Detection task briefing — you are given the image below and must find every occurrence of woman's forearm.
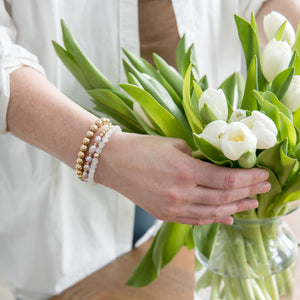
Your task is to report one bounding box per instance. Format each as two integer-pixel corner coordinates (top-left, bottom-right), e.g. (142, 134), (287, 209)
(7, 66), (97, 169)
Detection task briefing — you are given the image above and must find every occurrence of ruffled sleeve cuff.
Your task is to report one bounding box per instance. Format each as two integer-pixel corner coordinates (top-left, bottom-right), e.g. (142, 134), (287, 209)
(0, 44), (45, 134)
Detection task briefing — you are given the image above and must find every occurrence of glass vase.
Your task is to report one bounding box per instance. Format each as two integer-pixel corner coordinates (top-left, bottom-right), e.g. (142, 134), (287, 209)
(194, 213), (298, 300)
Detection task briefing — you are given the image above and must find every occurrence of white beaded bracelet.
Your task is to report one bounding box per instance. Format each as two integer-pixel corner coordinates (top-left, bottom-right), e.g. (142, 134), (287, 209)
(85, 125), (121, 184)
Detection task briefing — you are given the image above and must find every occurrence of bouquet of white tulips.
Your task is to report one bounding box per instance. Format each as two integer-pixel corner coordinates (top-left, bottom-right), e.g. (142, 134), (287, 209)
(53, 10), (300, 300)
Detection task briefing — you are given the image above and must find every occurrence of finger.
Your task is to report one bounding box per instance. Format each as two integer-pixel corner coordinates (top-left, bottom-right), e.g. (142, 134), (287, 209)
(193, 160), (269, 190)
(174, 216), (233, 226)
(178, 198), (259, 220)
(190, 181), (271, 205)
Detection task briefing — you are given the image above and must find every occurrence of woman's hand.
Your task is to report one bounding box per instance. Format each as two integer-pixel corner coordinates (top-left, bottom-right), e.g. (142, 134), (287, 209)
(96, 131), (270, 225)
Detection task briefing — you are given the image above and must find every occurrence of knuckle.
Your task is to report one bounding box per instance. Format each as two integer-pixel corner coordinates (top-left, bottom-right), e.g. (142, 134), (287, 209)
(221, 190), (234, 204)
(225, 172), (239, 189)
(209, 206), (223, 218)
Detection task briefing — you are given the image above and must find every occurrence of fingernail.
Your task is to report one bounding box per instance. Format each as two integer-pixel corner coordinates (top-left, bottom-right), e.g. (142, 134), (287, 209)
(260, 170), (269, 181)
(247, 199), (259, 209)
(260, 181), (271, 193)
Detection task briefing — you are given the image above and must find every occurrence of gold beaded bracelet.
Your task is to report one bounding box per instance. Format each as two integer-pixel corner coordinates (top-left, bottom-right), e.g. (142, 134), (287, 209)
(76, 118), (111, 180)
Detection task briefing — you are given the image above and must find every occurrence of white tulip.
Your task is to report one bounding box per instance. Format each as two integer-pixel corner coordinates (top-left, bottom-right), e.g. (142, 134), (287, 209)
(261, 38), (292, 82)
(220, 122), (257, 161)
(133, 102), (156, 130)
(198, 88), (228, 121)
(197, 120), (228, 149)
(263, 11), (295, 47)
(282, 75), (300, 112)
(229, 109), (247, 123)
(241, 111), (277, 149)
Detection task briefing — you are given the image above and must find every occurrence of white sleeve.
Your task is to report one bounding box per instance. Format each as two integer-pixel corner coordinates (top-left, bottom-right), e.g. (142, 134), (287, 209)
(0, 0), (45, 134)
(239, 0), (269, 20)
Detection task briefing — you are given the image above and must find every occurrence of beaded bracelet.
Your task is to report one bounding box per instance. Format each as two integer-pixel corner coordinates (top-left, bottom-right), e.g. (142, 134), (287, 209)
(76, 118), (111, 181)
(86, 125), (121, 184)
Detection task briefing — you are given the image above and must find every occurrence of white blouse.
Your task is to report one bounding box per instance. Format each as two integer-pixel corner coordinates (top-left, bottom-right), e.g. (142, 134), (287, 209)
(0, 0), (266, 299)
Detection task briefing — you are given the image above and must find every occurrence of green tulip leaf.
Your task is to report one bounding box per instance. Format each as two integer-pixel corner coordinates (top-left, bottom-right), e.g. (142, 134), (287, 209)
(123, 60), (190, 130)
(290, 50), (300, 76)
(256, 167), (282, 218)
(293, 20), (300, 52)
(90, 99), (144, 133)
(182, 44), (200, 79)
(199, 103), (219, 125)
(257, 139), (297, 187)
(234, 14), (267, 90)
(182, 65), (204, 133)
(274, 21), (287, 41)
(193, 135), (234, 167)
(52, 41), (92, 90)
(153, 53), (183, 97)
(199, 75), (209, 91)
(271, 67), (295, 100)
(258, 91), (292, 121)
(120, 84), (196, 148)
(254, 91), (280, 130)
(241, 56), (258, 111)
(126, 234), (160, 287)
(122, 48), (160, 81)
(152, 223), (191, 269)
(279, 112), (297, 150)
(193, 223), (220, 259)
(176, 34), (188, 76)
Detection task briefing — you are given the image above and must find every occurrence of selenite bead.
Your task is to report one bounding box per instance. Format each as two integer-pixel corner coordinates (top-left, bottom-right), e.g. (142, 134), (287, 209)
(86, 131), (94, 138)
(82, 137), (90, 145)
(90, 124), (98, 132)
(80, 144), (88, 152)
(86, 156), (92, 163)
(78, 151), (85, 159)
(95, 136), (101, 143)
(96, 147), (102, 154)
(82, 171), (88, 179)
(89, 145), (96, 154)
(92, 158), (99, 164)
(84, 164), (90, 171)
(98, 141), (105, 148)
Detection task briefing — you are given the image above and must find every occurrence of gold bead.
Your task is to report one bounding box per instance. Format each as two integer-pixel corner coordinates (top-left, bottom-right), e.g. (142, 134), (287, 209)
(77, 158), (84, 165)
(93, 153), (100, 159)
(78, 151), (85, 159)
(90, 124), (98, 132)
(82, 137), (90, 145)
(76, 164), (83, 171)
(86, 131), (94, 138)
(76, 170), (83, 176)
(94, 119), (102, 126)
(80, 144), (88, 152)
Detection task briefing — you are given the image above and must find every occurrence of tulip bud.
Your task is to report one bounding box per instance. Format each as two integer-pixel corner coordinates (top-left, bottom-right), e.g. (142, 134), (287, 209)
(133, 102), (156, 130)
(238, 150), (257, 169)
(197, 120), (228, 149)
(220, 122), (257, 161)
(241, 111), (277, 149)
(261, 39), (292, 82)
(282, 75), (300, 112)
(229, 109), (247, 123)
(198, 88), (228, 121)
(263, 11), (295, 47)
